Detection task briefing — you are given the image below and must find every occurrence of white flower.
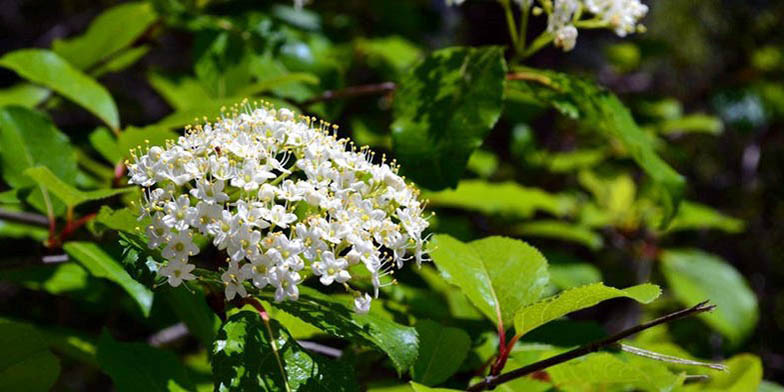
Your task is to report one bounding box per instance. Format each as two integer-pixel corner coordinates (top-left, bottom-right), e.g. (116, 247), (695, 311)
(190, 179), (229, 204)
(159, 260), (195, 287)
(272, 267), (300, 302)
(311, 251), (351, 286)
(585, 0), (648, 36)
(163, 195), (193, 231)
(554, 25), (578, 51)
(162, 230), (199, 262)
(146, 212), (171, 248)
(222, 262), (248, 301)
(231, 161), (275, 191)
(354, 293), (372, 314)
(268, 205), (297, 228)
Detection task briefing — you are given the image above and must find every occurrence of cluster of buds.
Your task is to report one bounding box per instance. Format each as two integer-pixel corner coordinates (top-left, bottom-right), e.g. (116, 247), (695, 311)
(127, 101), (431, 314)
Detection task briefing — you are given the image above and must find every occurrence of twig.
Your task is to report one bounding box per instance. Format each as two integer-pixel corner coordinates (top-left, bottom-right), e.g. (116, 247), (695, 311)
(618, 343), (727, 371)
(0, 208), (49, 227)
(302, 82), (396, 105)
(466, 301), (716, 392)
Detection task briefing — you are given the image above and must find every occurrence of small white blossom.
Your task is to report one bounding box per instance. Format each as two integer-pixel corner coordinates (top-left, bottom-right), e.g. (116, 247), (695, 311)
(159, 260), (195, 287)
(311, 251), (351, 286)
(162, 230), (199, 262)
(354, 293), (372, 314)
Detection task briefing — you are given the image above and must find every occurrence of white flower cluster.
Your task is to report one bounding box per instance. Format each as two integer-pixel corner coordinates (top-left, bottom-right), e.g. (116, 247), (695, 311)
(127, 102), (430, 314)
(447, 0), (648, 52)
(548, 0), (648, 51)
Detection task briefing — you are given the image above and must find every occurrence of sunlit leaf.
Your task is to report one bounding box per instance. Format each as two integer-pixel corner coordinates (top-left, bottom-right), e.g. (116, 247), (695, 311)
(547, 352), (685, 391)
(511, 220), (603, 249)
(0, 49), (119, 129)
(212, 311), (359, 391)
(425, 180), (576, 218)
(392, 46), (506, 189)
(0, 106), (77, 215)
(63, 242), (154, 317)
(411, 320), (471, 386)
(25, 166), (132, 209)
(660, 249), (758, 344)
(0, 84), (49, 108)
(261, 286), (419, 374)
(507, 68), (685, 226)
(513, 282), (660, 338)
(52, 2), (157, 70)
(429, 235), (549, 328)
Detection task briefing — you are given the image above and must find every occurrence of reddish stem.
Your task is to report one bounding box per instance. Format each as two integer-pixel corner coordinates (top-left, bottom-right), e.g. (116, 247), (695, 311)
(58, 212), (97, 243)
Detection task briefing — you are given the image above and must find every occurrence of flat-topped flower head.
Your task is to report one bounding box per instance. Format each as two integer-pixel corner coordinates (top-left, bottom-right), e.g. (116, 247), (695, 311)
(127, 100), (431, 313)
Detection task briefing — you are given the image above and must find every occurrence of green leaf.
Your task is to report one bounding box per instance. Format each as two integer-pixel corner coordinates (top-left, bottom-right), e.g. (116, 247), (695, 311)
(513, 282), (660, 338)
(92, 46), (151, 78)
(94, 206), (142, 235)
(0, 263), (89, 294)
(546, 352), (685, 392)
(659, 249), (758, 344)
(262, 286), (419, 374)
(0, 49), (119, 129)
(664, 201), (745, 234)
(429, 235), (549, 328)
(0, 320), (60, 392)
(0, 106), (77, 215)
(355, 36), (423, 73)
(212, 311), (359, 392)
(0, 84), (49, 108)
(507, 69), (685, 226)
(657, 114), (723, 135)
(392, 46), (506, 189)
(511, 220), (603, 249)
(25, 166), (133, 209)
(466, 149), (499, 178)
(527, 148), (607, 173)
(63, 242), (154, 317)
(411, 320), (471, 386)
(425, 180), (576, 218)
(89, 127), (122, 163)
(162, 286), (220, 347)
(409, 382), (461, 392)
(147, 73), (213, 111)
(682, 354), (762, 392)
(97, 330), (194, 392)
(52, 2), (157, 70)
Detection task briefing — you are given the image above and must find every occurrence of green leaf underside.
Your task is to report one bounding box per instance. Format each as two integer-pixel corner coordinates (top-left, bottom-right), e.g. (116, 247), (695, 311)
(411, 320), (471, 386)
(507, 69), (685, 226)
(97, 330), (194, 392)
(666, 201), (745, 233)
(425, 180), (576, 218)
(392, 46), (506, 190)
(262, 286), (419, 374)
(52, 2), (157, 71)
(0, 320), (60, 392)
(513, 282), (661, 338)
(0, 49), (119, 129)
(0, 106), (77, 215)
(546, 352), (685, 392)
(211, 311), (359, 392)
(429, 235), (549, 328)
(660, 249), (758, 343)
(63, 242), (153, 317)
(409, 382), (461, 392)
(25, 166), (132, 208)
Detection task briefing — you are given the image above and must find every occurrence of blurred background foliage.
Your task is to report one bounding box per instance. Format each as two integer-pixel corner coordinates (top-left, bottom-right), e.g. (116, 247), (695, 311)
(0, 0), (783, 390)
